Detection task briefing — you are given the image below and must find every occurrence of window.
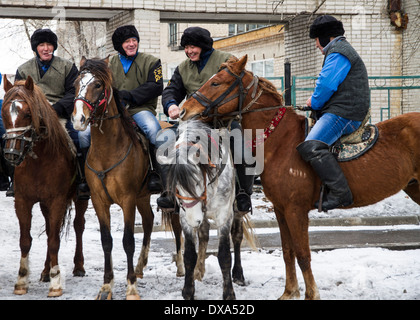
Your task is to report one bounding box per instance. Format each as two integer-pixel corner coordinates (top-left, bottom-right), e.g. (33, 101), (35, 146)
(250, 59), (274, 77)
(169, 23), (178, 47)
(228, 24), (268, 36)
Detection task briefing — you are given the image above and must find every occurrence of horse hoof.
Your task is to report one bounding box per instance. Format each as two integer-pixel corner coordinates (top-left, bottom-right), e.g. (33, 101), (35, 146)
(73, 269), (86, 277)
(14, 287), (28, 295)
(126, 294), (141, 300)
(48, 289), (63, 297)
(96, 291), (112, 300)
(136, 273), (144, 279)
(40, 273), (50, 282)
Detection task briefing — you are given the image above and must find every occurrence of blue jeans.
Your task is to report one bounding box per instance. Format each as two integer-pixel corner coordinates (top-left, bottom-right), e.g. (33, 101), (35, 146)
(78, 110), (161, 148)
(305, 113), (362, 146)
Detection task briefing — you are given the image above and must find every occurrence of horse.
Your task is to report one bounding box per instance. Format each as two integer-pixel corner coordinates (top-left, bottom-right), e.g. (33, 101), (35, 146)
(71, 57), (183, 300)
(159, 119), (254, 300)
(1, 75), (88, 297)
(179, 55), (420, 300)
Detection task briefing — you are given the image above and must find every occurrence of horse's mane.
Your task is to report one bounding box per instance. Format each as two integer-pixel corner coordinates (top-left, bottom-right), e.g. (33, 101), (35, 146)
(3, 81), (71, 158)
(220, 56), (284, 105)
(167, 120), (218, 198)
(80, 58), (139, 144)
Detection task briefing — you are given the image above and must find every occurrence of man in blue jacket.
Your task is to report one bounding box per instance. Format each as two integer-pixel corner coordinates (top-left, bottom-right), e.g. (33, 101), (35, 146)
(297, 15), (370, 211)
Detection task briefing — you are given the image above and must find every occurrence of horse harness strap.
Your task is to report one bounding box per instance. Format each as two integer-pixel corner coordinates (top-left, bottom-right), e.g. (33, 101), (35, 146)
(86, 142), (133, 203)
(176, 172), (208, 212)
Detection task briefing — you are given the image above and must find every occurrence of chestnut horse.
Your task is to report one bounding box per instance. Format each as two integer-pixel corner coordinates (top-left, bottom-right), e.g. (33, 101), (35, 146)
(71, 57), (183, 300)
(180, 55), (420, 299)
(2, 76), (88, 297)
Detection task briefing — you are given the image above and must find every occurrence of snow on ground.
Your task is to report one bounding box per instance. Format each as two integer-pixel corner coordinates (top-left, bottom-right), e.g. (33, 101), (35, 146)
(0, 189), (419, 300)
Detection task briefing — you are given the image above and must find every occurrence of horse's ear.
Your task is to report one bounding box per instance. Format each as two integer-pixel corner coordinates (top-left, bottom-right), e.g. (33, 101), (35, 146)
(231, 55), (248, 74)
(24, 76), (34, 92)
(80, 56), (87, 68)
(103, 55), (110, 65)
(3, 75), (13, 93)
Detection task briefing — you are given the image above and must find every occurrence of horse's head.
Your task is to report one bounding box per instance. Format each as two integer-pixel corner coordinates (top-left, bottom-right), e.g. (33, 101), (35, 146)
(72, 56), (112, 131)
(1, 76), (38, 166)
(180, 55), (251, 122)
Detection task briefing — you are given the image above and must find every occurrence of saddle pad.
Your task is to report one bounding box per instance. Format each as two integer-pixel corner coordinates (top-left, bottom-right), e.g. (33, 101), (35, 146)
(332, 124), (379, 162)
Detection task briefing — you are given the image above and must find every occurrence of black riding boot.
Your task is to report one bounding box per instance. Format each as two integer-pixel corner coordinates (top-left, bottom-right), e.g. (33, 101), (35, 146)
(147, 144), (163, 194)
(156, 162), (176, 211)
(76, 147), (90, 201)
(0, 154), (10, 191)
(235, 163), (254, 213)
(297, 140), (353, 211)
(5, 166), (14, 197)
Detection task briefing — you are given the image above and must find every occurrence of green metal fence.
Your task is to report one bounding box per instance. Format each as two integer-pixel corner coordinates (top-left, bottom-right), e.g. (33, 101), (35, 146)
(291, 75), (420, 121)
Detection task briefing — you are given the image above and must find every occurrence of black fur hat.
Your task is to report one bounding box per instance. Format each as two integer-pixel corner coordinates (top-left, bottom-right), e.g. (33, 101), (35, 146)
(309, 15), (345, 39)
(112, 25), (140, 56)
(30, 29), (58, 52)
(180, 27), (213, 53)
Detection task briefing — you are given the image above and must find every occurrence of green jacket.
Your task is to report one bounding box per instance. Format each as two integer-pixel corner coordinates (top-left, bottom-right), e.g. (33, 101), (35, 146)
(16, 56), (78, 119)
(109, 53), (163, 116)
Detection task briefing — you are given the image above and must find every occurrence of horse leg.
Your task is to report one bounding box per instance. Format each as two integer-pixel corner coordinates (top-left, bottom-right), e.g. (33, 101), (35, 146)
(94, 202), (114, 300)
(135, 198), (154, 279)
(194, 219), (209, 281)
(280, 206), (320, 300)
(182, 226), (197, 300)
(275, 208), (300, 300)
(171, 212), (185, 277)
(14, 199), (34, 295)
(218, 225), (236, 300)
(122, 203), (140, 300)
(43, 200), (67, 297)
(73, 199), (88, 277)
(404, 180), (420, 205)
(231, 210), (245, 286)
(40, 203), (51, 282)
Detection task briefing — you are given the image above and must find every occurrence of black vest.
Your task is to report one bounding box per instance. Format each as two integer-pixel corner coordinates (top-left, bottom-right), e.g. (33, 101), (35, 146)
(322, 40), (369, 121)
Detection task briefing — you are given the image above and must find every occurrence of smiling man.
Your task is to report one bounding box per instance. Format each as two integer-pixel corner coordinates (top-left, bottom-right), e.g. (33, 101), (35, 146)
(13, 29), (89, 200)
(158, 27), (256, 215)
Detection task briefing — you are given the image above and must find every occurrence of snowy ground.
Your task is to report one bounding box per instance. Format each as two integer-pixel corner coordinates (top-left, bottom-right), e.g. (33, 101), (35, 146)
(0, 189), (419, 301)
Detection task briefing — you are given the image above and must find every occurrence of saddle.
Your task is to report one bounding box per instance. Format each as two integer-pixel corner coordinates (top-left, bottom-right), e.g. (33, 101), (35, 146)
(305, 111), (379, 162)
(332, 123), (378, 162)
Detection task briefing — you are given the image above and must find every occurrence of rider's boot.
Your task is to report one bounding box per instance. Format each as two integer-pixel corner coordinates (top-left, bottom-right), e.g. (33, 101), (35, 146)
(147, 144), (163, 194)
(156, 162), (176, 212)
(235, 162), (254, 214)
(297, 140), (353, 211)
(76, 147), (90, 201)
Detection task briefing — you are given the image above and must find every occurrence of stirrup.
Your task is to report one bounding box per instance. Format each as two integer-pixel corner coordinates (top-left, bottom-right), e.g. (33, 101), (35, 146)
(235, 190), (252, 214)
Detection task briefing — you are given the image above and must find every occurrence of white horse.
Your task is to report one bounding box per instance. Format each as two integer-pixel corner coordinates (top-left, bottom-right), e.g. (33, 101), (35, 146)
(160, 120), (244, 300)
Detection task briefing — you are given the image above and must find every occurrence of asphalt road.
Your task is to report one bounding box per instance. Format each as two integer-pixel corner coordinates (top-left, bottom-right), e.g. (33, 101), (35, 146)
(149, 225), (420, 253)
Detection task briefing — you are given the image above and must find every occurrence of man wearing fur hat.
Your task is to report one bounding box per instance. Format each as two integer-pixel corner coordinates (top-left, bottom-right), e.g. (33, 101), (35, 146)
(297, 15), (370, 211)
(110, 25), (164, 193)
(13, 29), (89, 200)
(158, 26), (255, 214)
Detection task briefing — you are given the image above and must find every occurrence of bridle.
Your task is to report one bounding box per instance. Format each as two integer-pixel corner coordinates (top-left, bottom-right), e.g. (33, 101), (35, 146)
(2, 100), (45, 166)
(189, 67), (284, 125)
(191, 67), (262, 124)
(176, 172), (208, 213)
(73, 70), (116, 127)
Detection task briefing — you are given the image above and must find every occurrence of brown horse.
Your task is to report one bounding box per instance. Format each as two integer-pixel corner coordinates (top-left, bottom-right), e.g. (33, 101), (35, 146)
(71, 57), (183, 300)
(1, 76), (88, 297)
(180, 55), (420, 300)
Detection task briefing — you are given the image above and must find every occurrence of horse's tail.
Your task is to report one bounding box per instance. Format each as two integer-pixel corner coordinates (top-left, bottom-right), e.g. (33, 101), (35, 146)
(241, 213), (259, 251)
(161, 211), (174, 232)
(61, 201), (74, 239)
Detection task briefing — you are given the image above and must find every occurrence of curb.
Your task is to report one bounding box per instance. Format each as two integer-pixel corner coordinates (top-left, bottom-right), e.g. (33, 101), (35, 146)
(134, 215), (420, 233)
